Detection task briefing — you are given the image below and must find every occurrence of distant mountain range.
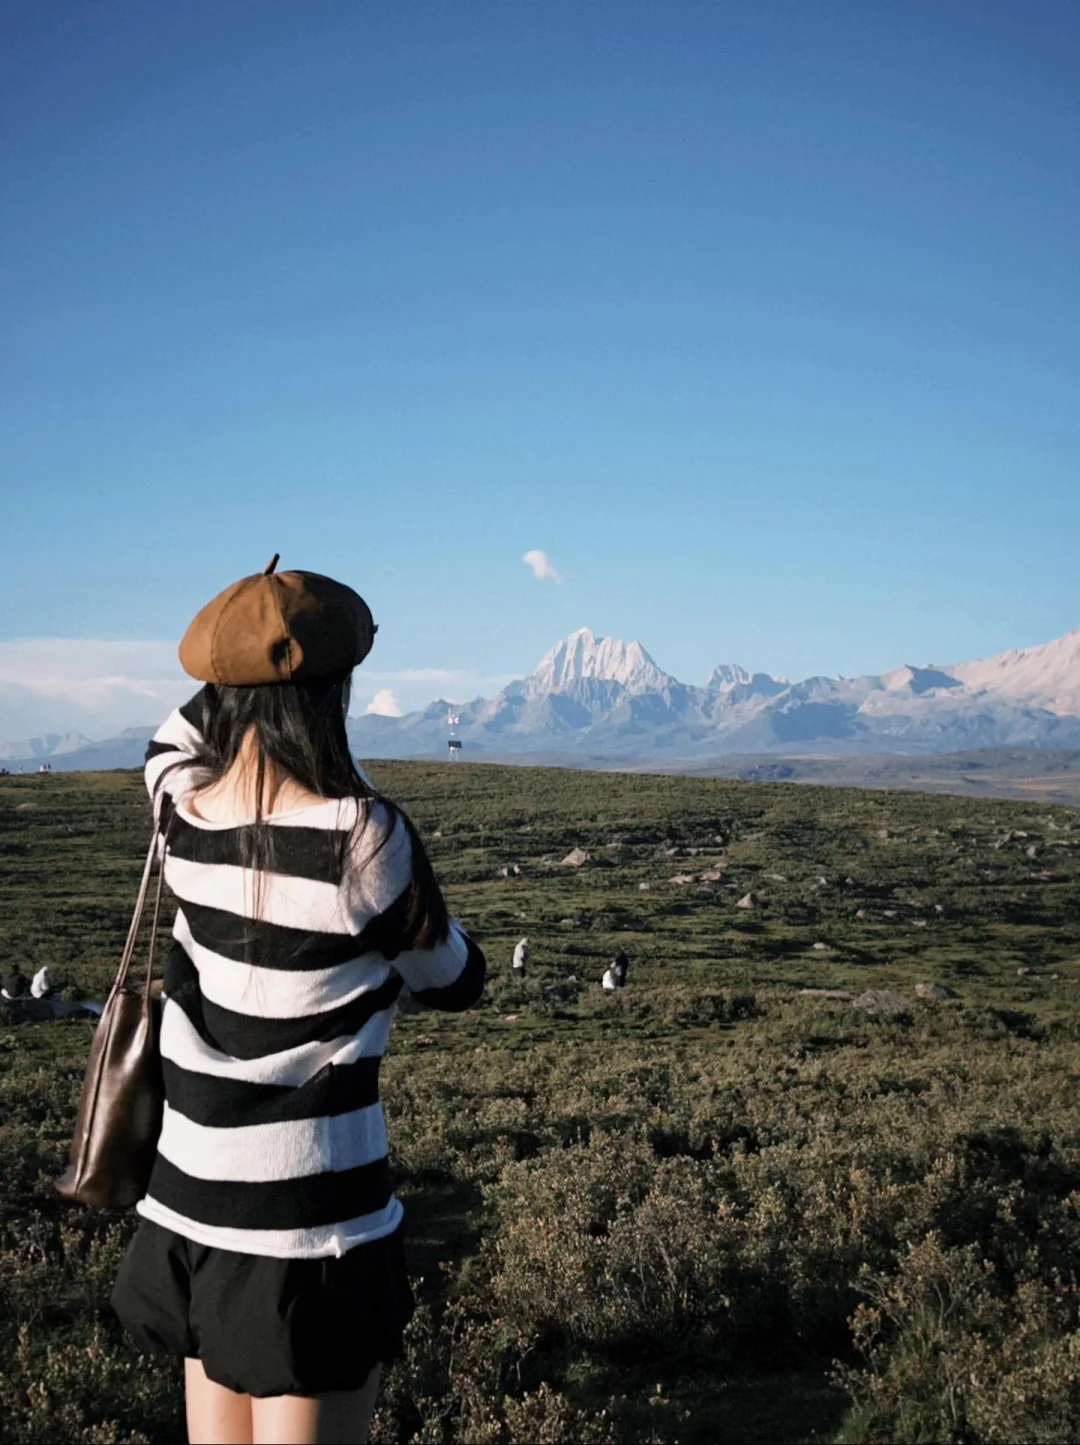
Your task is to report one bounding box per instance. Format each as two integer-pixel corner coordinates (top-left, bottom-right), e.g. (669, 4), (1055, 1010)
(4, 623), (1080, 773)
(348, 624), (1080, 759)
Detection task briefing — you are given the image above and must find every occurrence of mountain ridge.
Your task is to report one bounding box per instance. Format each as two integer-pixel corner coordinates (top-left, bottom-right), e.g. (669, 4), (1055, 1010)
(4, 623), (1080, 769)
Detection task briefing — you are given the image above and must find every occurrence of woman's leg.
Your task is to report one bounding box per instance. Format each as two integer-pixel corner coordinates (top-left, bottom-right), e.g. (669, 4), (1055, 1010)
(185, 1357), (254, 1444)
(250, 1365), (381, 1445)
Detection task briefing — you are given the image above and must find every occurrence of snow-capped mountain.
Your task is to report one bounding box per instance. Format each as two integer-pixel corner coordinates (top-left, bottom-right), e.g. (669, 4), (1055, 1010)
(6, 624), (1080, 770)
(0, 730), (93, 761)
(342, 621), (1080, 757)
(342, 623), (1080, 759)
(946, 626), (1080, 716)
(528, 628), (675, 695)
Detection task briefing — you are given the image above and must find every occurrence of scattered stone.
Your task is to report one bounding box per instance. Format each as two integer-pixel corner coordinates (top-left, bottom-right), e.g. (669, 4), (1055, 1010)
(855, 909), (868, 920)
(638, 882), (651, 892)
(15, 803), (36, 812)
(1016, 967), (1031, 976)
(561, 847), (590, 867)
(736, 892), (762, 909)
(934, 904), (945, 913)
(432, 830), (442, 839)
(1050, 973), (1061, 980)
(559, 917), (575, 924)
(845, 877), (856, 886)
(811, 942), (829, 951)
(915, 982), (958, 1000)
(799, 988), (853, 1000)
(877, 828), (892, 840)
(883, 909), (897, 918)
(764, 872), (786, 882)
(664, 846), (678, 856)
(912, 919), (928, 929)
(699, 869), (724, 882)
(852, 989), (910, 1018)
(816, 876), (829, 886)
(1026, 845), (1040, 859)
(671, 873), (697, 885)
(1014, 830), (1029, 838)
(497, 867), (510, 878)
(502, 1014), (520, 1022)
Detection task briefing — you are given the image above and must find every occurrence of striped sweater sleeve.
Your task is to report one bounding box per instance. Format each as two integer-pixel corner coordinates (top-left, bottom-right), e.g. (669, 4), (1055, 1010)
(348, 806), (486, 1012)
(145, 690), (206, 822)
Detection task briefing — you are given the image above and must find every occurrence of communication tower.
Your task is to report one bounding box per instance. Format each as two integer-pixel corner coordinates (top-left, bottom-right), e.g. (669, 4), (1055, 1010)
(447, 711), (462, 759)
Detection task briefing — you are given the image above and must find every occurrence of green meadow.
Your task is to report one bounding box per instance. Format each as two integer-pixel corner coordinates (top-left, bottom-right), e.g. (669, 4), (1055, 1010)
(2, 762), (1079, 1443)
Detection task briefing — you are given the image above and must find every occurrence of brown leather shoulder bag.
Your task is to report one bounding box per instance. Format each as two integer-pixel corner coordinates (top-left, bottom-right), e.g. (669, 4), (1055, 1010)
(55, 821), (171, 1209)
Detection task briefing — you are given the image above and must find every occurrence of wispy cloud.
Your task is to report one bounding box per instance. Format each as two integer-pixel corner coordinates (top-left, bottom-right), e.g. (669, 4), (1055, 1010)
(364, 688), (403, 717)
(0, 639), (190, 739)
(523, 549), (564, 583)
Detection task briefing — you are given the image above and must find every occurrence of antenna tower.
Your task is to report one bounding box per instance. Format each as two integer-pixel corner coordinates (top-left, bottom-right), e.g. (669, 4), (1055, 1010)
(447, 710), (462, 760)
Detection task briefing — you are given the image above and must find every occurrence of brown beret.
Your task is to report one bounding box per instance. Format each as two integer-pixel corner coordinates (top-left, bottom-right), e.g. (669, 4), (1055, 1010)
(179, 555), (377, 685)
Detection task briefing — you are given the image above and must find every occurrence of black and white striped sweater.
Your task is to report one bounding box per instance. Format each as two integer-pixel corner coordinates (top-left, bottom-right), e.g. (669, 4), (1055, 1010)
(137, 694), (485, 1259)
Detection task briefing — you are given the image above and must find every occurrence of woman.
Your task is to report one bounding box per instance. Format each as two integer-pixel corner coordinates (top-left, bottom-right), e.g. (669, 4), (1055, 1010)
(110, 558), (486, 1445)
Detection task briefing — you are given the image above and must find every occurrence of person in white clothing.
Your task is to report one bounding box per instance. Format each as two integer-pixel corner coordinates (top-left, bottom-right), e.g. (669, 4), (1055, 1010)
(30, 965), (55, 999)
(511, 937), (529, 974)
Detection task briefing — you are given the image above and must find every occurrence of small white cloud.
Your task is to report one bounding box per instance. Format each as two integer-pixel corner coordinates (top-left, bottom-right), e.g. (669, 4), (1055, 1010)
(523, 549), (564, 583)
(365, 688), (403, 717)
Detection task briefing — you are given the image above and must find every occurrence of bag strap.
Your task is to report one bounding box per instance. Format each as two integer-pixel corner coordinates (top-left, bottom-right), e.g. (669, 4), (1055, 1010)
(112, 813), (174, 1000)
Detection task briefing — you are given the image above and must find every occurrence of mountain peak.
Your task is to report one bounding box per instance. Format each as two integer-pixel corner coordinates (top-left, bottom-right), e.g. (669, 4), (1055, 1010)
(529, 628), (673, 694)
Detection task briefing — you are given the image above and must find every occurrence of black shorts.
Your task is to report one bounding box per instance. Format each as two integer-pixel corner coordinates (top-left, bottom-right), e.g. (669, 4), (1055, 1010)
(111, 1218), (415, 1397)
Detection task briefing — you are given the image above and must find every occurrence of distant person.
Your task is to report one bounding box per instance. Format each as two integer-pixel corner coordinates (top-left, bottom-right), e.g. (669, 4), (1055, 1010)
(109, 556), (486, 1445)
(2, 964), (28, 1000)
(611, 951), (629, 987)
(512, 937), (529, 974)
(30, 965), (56, 999)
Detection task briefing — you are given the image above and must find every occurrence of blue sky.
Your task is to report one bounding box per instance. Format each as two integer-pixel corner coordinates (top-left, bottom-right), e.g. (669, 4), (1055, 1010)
(2, 1), (1079, 736)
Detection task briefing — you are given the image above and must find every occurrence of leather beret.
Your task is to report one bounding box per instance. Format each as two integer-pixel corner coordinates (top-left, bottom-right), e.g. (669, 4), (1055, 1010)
(178, 555), (377, 685)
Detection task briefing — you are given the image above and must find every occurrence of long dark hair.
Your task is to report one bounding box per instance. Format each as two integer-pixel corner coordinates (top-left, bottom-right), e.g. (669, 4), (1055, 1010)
(182, 676), (448, 951)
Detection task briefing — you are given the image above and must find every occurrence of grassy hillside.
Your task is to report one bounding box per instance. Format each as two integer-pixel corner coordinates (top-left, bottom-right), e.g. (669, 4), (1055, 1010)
(1, 763), (1079, 1443)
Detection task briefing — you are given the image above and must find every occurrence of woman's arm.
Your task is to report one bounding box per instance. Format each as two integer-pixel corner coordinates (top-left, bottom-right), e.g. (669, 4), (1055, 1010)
(145, 688), (206, 820)
(348, 805), (487, 1012)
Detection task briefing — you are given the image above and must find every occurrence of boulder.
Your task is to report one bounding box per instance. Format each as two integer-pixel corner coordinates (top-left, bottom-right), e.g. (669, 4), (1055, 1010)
(561, 848), (590, 868)
(699, 869), (724, 883)
(638, 881), (651, 892)
(811, 941), (829, 951)
(671, 873), (696, 885)
(915, 982), (958, 1000)
(799, 988), (853, 1000)
(852, 989), (910, 1018)
(736, 892), (761, 909)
